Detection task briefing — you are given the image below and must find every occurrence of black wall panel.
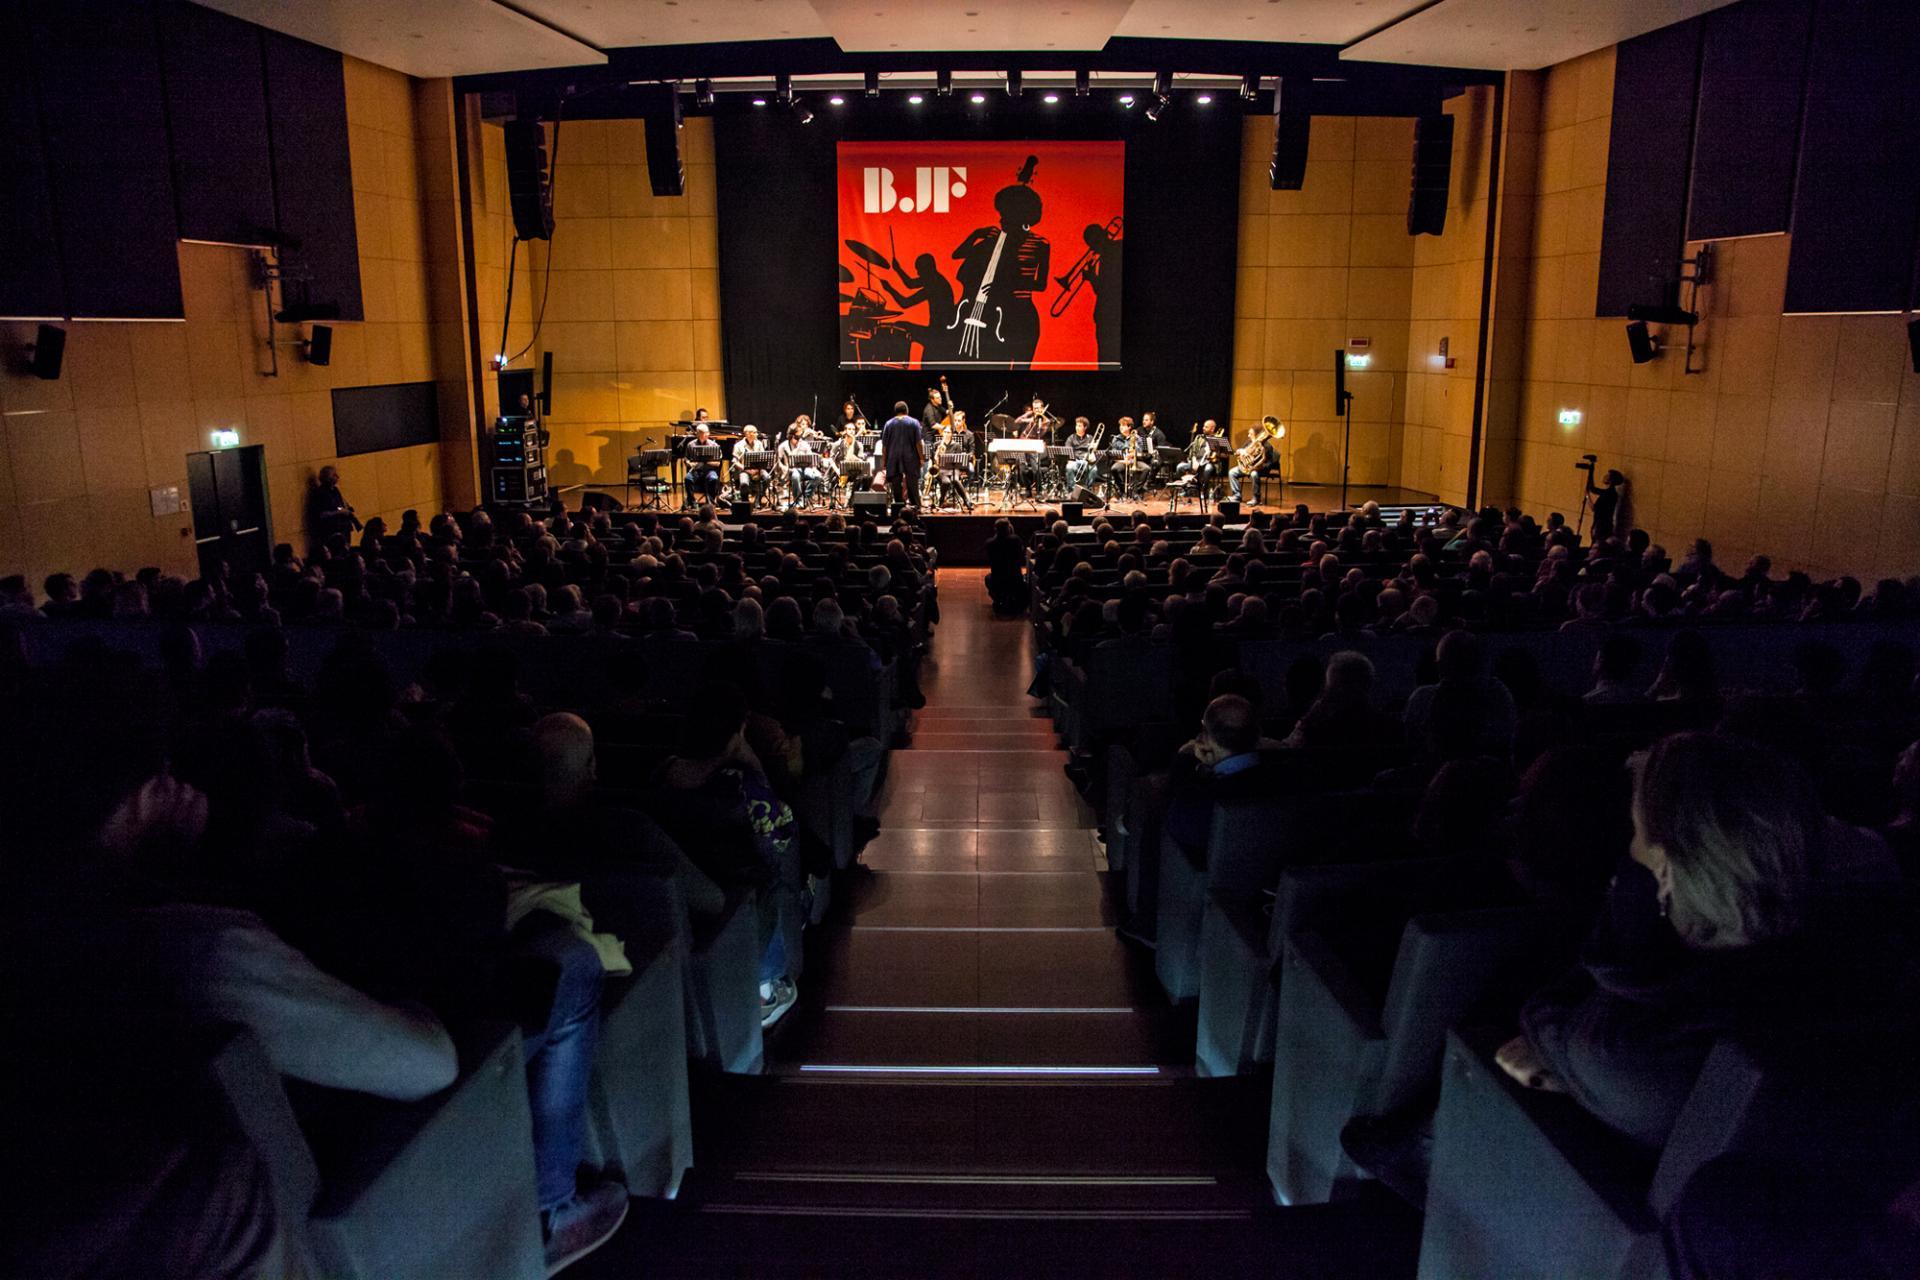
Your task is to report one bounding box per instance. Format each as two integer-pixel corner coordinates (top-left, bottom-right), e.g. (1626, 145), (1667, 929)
(1784, 0), (1920, 313)
(158, 0), (276, 246)
(30, 0), (183, 318)
(1596, 18), (1703, 317)
(0, 0), (65, 318)
(1687, 0), (1810, 241)
(263, 31), (364, 321)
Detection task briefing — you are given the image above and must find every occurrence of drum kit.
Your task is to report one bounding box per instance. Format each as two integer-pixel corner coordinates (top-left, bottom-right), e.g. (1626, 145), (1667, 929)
(842, 240), (913, 367)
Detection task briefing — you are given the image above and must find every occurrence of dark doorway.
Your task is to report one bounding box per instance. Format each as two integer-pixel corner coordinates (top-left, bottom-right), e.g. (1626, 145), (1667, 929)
(185, 444), (272, 580)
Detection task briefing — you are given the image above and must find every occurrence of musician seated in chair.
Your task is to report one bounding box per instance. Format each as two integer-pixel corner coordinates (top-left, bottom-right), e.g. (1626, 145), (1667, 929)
(1177, 420), (1225, 490)
(1111, 418), (1151, 497)
(778, 424), (823, 509)
(1141, 411), (1172, 484)
(1064, 417), (1099, 490)
(1229, 416), (1286, 504)
(731, 425), (770, 505)
(936, 410), (976, 511)
(685, 422), (724, 504)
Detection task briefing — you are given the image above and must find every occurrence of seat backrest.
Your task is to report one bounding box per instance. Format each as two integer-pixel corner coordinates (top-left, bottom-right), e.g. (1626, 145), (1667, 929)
(1371, 905), (1576, 1117)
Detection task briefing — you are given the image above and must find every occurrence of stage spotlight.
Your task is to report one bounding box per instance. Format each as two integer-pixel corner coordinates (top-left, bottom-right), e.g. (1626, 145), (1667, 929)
(794, 100), (814, 124)
(1075, 69), (1090, 97)
(1240, 74), (1260, 101)
(1119, 93), (1135, 106)
(1152, 70), (1172, 99)
(1196, 93), (1213, 104)
(1043, 92), (1059, 104)
(970, 92), (987, 104)
(751, 97), (767, 107)
(1006, 69), (1022, 98)
(695, 79), (714, 108)
(1144, 94), (1168, 121)
(864, 70), (880, 99)
(936, 68), (953, 96)
(775, 73), (794, 107)
(907, 93), (924, 105)
(828, 95), (845, 106)
(1626, 301), (1700, 327)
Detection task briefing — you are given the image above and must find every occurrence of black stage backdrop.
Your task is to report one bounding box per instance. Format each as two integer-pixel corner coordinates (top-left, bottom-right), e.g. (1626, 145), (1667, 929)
(716, 98), (1240, 440)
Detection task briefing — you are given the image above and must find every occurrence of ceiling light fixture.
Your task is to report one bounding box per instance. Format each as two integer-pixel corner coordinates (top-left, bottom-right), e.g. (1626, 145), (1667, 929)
(1074, 69), (1090, 97)
(775, 73), (794, 108)
(793, 100), (814, 124)
(864, 70), (880, 99)
(970, 91), (987, 104)
(936, 68), (953, 97)
(1152, 70), (1172, 99)
(695, 78), (714, 108)
(751, 97), (767, 107)
(907, 93), (924, 104)
(1240, 74), (1259, 101)
(1144, 96), (1166, 121)
(1006, 69), (1022, 98)
(1119, 93), (1135, 106)
(1196, 93), (1212, 104)
(828, 95), (845, 106)
(1043, 92), (1059, 104)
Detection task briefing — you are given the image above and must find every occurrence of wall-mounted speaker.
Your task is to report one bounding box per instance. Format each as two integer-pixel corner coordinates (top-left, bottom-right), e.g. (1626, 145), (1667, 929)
(504, 118), (555, 241)
(642, 83), (685, 197)
(30, 323), (65, 380)
(1269, 78), (1311, 191)
(306, 324), (333, 367)
(1626, 320), (1660, 364)
(1408, 113), (1455, 236)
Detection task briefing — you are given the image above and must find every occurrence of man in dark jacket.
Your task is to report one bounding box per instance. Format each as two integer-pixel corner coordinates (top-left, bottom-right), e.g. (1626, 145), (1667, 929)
(881, 400), (924, 512)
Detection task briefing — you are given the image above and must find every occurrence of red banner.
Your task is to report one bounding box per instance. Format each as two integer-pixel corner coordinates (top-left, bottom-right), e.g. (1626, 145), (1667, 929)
(836, 139), (1124, 372)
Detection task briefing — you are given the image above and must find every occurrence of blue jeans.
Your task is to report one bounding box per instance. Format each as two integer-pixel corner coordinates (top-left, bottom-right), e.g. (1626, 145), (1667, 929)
(515, 917), (605, 1210)
(1229, 465), (1260, 501)
(759, 919), (788, 986)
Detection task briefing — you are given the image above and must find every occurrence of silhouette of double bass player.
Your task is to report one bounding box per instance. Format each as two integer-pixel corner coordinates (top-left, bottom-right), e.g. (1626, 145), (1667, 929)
(948, 156), (1049, 370)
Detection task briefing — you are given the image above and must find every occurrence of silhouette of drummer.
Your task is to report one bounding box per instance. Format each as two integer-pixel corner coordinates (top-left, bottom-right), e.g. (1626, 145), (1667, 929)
(884, 252), (957, 366)
(949, 157), (1049, 370)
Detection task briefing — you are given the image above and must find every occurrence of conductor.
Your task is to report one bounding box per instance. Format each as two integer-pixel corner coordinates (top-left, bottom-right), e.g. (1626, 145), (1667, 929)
(881, 400), (925, 511)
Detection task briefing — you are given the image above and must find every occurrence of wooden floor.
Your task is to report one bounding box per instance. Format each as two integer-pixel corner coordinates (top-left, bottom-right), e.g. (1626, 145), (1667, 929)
(571, 570), (1421, 1277)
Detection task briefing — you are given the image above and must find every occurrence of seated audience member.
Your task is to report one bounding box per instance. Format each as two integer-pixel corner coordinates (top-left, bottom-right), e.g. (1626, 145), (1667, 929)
(1650, 629), (1721, 711)
(1163, 694), (1283, 859)
(1402, 630), (1518, 759)
(1585, 632), (1646, 704)
(1280, 650), (1399, 749)
(985, 519), (1029, 613)
(654, 683), (804, 1027)
(1496, 733), (1895, 1150)
(1661, 1153), (1920, 1280)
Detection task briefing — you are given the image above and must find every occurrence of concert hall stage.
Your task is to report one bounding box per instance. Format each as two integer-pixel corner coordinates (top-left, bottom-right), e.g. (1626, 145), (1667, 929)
(914, 485), (1439, 563)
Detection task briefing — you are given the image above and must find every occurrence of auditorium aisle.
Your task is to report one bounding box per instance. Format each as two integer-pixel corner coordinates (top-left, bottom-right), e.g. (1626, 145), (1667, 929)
(578, 570), (1420, 1278)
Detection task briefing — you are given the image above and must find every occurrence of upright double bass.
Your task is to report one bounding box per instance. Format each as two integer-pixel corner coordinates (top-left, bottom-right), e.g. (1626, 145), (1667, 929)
(948, 156), (1049, 368)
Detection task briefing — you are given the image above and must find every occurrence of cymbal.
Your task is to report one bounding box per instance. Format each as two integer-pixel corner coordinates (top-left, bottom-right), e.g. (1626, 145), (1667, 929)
(844, 239), (889, 268)
(838, 263), (856, 283)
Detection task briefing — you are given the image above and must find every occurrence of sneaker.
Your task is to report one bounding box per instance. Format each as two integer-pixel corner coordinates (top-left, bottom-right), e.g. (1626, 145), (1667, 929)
(759, 976), (799, 1029)
(542, 1178), (628, 1276)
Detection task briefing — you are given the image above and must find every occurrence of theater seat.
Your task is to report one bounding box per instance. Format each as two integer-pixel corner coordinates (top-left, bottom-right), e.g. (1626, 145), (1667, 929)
(208, 1021), (545, 1280)
(1267, 904), (1571, 1205)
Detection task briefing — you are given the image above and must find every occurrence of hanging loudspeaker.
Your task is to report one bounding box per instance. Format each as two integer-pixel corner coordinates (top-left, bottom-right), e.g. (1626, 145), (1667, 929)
(1407, 112), (1455, 236)
(1269, 78), (1311, 191)
(306, 324), (333, 367)
(642, 84), (685, 197)
(504, 117), (555, 241)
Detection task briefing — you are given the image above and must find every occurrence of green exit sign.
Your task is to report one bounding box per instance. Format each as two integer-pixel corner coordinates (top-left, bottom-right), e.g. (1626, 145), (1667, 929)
(1558, 409), (1582, 426)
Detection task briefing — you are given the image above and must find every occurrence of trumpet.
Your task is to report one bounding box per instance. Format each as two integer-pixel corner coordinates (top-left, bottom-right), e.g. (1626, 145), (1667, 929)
(1050, 216), (1122, 318)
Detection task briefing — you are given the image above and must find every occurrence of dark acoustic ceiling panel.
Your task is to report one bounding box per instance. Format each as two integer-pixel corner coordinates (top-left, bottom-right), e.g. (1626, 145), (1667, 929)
(0, 0), (65, 318)
(30, 0), (183, 319)
(1687, 0), (1811, 242)
(264, 31), (364, 322)
(158, 0), (277, 246)
(1595, 17), (1703, 317)
(1785, 0), (1920, 313)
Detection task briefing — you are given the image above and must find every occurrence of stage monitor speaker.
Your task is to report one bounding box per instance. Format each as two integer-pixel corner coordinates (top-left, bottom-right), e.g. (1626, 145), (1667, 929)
(1626, 320), (1659, 364)
(1069, 485), (1106, 510)
(851, 491), (890, 514)
(539, 350), (554, 414)
(31, 323), (65, 380)
(727, 500), (752, 521)
(307, 324), (333, 367)
(1909, 317), (1919, 373)
(578, 491), (624, 513)
(1218, 500), (1243, 518)
(642, 84), (685, 197)
(1061, 501), (1083, 522)
(504, 118), (555, 241)
(1408, 113), (1455, 236)
(1270, 79), (1311, 191)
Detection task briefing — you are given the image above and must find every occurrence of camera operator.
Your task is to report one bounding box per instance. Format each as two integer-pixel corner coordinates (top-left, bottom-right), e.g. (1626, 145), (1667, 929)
(1576, 455), (1626, 544)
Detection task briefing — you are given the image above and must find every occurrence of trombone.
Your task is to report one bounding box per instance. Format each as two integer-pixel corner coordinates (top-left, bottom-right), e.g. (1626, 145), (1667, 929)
(1050, 217), (1122, 318)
